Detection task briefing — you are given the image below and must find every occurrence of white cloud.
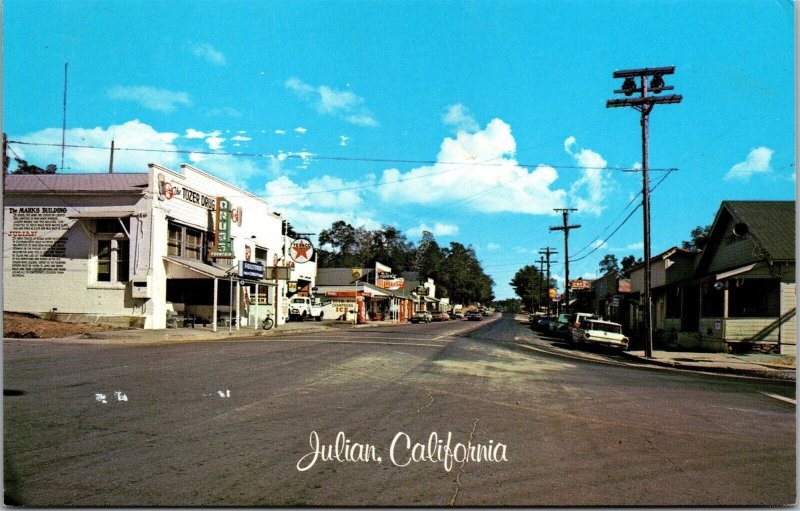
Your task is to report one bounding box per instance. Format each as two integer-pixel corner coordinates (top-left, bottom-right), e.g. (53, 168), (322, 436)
(625, 242), (644, 250)
(294, 127), (307, 134)
(285, 78), (378, 127)
(564, 136), (612, 216)
(11, 120), (181, 172)
(443, 104), (479, 133)
(407, 223), (460, 237)
(275, 130), (286, 135)
(183, 129), (225, 150)
(108, 85), (192, 113)
(340, 135), (350, 147)
(377, 119), (565, 214)
(265, 175), (365, 210)
(486, 243), (501, 251)
(724, 147), (774, 181)
(192, 43), (226, 65)
(231, 135), (252, 142)
(591, 240), (608, 249)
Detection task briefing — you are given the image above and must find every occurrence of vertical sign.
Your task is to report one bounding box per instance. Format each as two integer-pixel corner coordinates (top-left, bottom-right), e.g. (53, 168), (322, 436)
(210, 197), (234, 259)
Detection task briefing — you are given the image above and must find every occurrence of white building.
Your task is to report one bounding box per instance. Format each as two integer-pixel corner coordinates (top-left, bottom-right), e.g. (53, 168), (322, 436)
(3, 164), (315, 330)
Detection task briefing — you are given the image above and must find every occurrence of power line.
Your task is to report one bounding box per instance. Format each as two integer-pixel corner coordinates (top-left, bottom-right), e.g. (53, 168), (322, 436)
(7, 139), (679, 173)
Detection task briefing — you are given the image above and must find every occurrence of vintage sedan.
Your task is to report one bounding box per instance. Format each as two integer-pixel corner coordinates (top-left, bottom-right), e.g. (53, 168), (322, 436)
(410, 310), (433, 323)
(571, 319), (629, 350)
(431, 311), (450, 322)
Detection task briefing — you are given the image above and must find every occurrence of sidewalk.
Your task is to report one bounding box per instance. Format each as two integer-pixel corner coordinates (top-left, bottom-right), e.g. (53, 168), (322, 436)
(40, 319), (402, 346)
(621, 349), (796, 381)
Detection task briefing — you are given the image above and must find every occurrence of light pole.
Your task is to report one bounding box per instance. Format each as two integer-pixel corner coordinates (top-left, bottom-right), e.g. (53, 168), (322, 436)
(607, 66), (682, 358)
(550, 209), (580, 315)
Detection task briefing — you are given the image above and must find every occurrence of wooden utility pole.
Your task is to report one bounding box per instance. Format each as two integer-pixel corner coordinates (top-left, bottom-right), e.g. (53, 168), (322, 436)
(538, 256), (546, 312)
(550, 209), (580, 315)
(538, 247), (557, 316)
(607, 66), (682, 358)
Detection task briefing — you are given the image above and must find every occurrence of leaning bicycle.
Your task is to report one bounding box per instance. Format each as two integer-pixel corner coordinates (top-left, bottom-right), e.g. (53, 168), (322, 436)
(262, 309), (275, 330)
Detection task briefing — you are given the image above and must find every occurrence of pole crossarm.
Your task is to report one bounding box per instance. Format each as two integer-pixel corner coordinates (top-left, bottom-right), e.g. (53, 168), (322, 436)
(607, 95), (683, 108)
(612, 66), (675, 78)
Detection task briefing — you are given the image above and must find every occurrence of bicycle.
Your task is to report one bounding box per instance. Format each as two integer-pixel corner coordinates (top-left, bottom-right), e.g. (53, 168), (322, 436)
(262, 311), (275, 330)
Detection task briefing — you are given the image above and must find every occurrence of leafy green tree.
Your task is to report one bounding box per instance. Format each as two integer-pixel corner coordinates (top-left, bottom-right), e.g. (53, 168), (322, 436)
(12, 158), (56, 174)
(620, 254), (639, 276)
(681, 225), (711, 251)
(598, 254), (619, 276)
(510, 264), (549, 312)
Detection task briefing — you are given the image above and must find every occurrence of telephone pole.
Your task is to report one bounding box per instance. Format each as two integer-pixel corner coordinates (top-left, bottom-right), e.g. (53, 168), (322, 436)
(538, 255), (546, 312)
(538, 247), (557, 316)
(550, 209), (580, 315)
(607, 66), (682, 358)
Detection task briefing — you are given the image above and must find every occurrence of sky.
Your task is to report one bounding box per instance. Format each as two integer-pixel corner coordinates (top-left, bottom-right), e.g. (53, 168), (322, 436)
(3, 0), (796, 300)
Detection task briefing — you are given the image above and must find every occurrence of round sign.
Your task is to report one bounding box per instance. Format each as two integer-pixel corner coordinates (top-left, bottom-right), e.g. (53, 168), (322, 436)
(548, 288), (557, 298)
(289, 238), (314, 264)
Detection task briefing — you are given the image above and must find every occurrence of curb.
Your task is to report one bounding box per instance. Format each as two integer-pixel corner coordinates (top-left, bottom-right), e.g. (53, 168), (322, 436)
(618, 351), (796, 381)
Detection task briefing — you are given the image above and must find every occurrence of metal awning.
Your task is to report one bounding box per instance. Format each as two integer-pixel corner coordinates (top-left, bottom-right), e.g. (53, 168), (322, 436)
(716, 263), (757, 281)
(163, 256), (275, 286)
(66, 207), (137, 218)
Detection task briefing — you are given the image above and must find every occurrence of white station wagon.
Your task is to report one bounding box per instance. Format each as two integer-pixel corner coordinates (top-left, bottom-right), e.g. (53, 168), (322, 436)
(571, 319), (629, 350)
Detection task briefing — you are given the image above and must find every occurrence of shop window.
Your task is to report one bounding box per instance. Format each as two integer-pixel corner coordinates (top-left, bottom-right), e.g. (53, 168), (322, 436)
(728, 280), (779, 318)
(96, 239), (129, 282)
(96, 218), (129, 235)
(167, 222), (205, 260)
(255, 247), (268, 264)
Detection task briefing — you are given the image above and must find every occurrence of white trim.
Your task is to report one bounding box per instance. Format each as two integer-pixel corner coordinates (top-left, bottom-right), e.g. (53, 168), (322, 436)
(716, 263), (757, 280)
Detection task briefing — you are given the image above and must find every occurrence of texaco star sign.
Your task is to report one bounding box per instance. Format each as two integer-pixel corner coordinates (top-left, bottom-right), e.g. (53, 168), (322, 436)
(289, 238), (314, 264)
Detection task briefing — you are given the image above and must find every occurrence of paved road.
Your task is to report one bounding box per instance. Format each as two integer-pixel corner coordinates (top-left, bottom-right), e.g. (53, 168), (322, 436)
(4, 314), (795, 506)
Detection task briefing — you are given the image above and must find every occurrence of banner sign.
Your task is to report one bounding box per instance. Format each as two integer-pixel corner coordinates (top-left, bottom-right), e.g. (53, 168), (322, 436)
(569, 279), (591, 290)
(377, 272), (405, 290)
(209, 197), (234, 259)
(289, 238), (314, 264)
(238, 261), (265, 280)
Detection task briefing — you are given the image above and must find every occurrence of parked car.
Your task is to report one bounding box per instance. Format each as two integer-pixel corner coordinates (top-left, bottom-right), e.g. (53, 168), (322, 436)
(450, 311), (466, 320)
(548, 313), (570, 336)
(431, 311), (449, 322)
(410, 310), (433, 323)
(565, 312), (597, 339)
(535, 317), (553, 332)
(466, 310), (482, 321)
(571, 318), (629, 349)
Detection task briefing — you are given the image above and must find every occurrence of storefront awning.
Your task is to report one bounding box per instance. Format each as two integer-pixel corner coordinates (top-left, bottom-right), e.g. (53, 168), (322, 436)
(716, 263), (757, 281)
(164, 256), (276, 285)
(67, 207), (137, 218)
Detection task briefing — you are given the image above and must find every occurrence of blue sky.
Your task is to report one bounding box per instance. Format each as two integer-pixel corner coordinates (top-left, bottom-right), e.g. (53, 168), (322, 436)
(4, 0), (796, 299)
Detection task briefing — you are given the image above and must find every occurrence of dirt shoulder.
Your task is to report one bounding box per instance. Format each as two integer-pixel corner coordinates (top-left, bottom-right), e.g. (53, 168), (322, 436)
(3, 312), (120, 339)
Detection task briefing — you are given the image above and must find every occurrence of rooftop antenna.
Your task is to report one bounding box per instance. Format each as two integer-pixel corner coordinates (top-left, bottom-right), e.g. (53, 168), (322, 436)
(61, 62), (68, 170)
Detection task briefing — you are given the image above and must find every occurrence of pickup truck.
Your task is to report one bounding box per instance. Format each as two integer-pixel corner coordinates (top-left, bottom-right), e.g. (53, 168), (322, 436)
(288, 296), (324, 321)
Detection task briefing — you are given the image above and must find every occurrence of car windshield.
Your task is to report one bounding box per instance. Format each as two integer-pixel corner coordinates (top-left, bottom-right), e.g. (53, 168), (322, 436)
(587, 322), (622, 334)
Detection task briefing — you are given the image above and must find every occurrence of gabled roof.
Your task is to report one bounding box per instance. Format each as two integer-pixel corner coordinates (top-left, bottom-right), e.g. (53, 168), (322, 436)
(629, 246), (695, 274)
(718, 201), (795, 261)
(5, 173), (150, 193)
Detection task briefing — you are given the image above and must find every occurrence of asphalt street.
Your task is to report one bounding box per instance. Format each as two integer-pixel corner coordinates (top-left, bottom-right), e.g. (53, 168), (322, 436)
(4, 314), (795, 506)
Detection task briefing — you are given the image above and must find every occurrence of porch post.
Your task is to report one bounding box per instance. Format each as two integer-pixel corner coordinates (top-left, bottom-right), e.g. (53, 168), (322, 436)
(212, 278), (218, 332)
(254, 283), (259, 331)
(235, 280), (241, 331)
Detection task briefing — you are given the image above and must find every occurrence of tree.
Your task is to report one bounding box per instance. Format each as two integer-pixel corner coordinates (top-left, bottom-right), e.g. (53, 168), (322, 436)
(598, 254), (619, 276)
(12, 158), (57, 174)
(510, 264), (549, 312)
(681, 225), (711, 251)
(620, 255), (639, 276)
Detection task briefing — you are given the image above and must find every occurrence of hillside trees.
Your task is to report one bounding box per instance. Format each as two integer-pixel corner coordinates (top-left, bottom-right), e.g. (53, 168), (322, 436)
(316, 223), (494, 304)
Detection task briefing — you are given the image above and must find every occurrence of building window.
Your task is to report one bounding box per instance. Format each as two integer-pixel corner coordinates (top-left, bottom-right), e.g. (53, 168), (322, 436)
(94, 218), (129, 283)
(96, 239), (129, 282)
(167, 222), (205, 260)
(728, 280), (779, 318)
(255, 247), (268, 264)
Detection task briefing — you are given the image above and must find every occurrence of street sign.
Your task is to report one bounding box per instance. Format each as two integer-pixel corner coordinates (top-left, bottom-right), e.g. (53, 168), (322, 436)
(238, 261), (265, 280)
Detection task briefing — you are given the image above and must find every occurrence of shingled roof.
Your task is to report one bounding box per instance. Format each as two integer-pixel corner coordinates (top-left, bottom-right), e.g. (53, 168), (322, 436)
(721, 200), (795, 261)
(5, 173), (149, 193)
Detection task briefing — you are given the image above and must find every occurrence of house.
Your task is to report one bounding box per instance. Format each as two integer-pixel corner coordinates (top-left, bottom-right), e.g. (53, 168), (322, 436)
(631, 201), (796, 354)
(628, 247), (698, 345)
